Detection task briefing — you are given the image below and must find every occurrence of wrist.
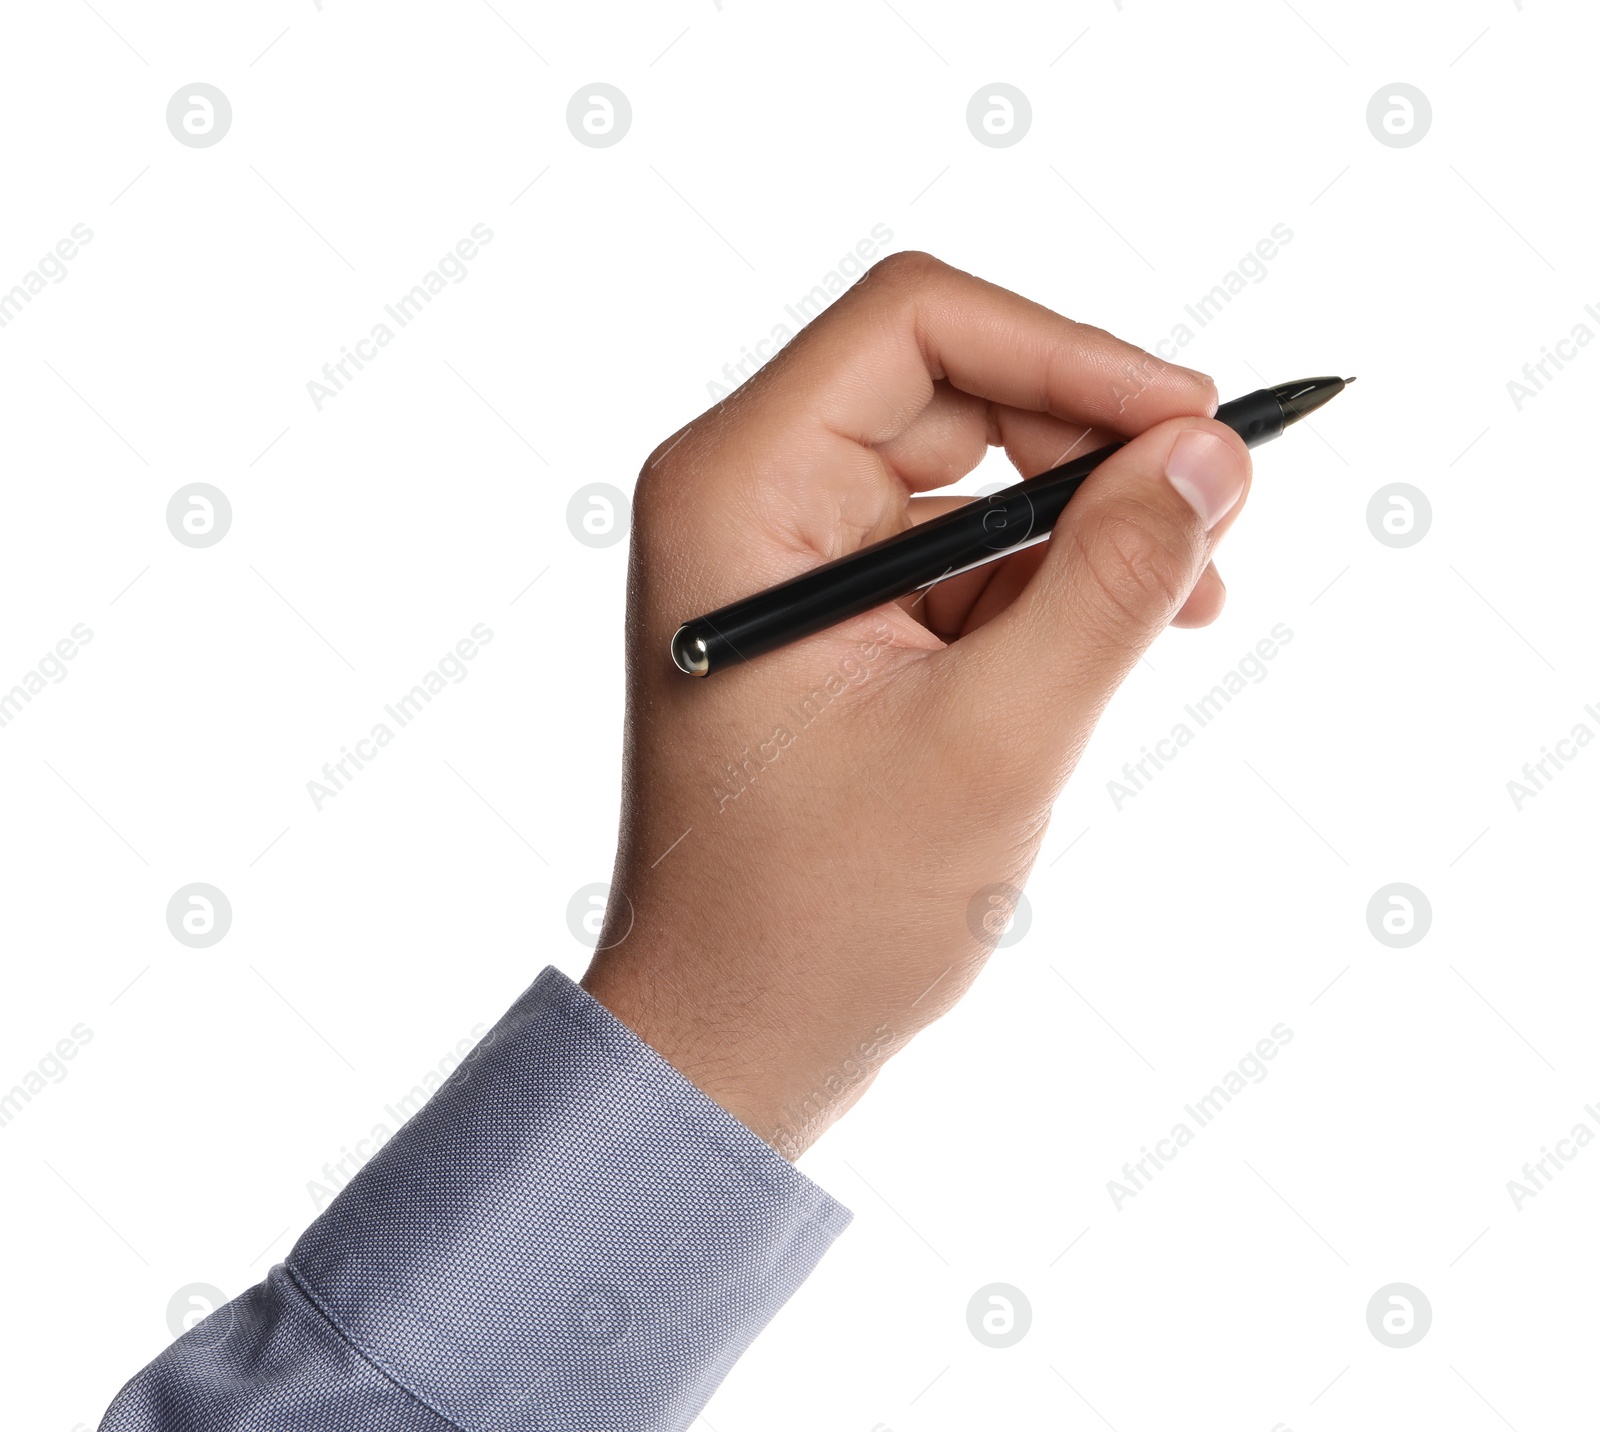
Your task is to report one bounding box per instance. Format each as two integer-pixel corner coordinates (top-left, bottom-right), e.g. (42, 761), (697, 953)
(580, 953), (884, 1161)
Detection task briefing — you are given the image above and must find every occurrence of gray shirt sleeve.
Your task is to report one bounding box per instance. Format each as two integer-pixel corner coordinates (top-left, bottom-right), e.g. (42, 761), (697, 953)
(99, 965), (852, 1431)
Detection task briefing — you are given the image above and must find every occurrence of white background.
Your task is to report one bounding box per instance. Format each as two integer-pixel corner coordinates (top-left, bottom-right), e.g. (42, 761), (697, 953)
(3, 1), (1596, 1428)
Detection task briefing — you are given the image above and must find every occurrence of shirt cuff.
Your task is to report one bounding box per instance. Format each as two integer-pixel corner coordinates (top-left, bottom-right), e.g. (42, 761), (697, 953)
(285, 964), (852, 1431)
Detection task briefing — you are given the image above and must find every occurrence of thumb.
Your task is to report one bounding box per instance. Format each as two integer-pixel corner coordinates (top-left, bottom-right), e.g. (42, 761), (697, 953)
(942, 414), (1252, 747)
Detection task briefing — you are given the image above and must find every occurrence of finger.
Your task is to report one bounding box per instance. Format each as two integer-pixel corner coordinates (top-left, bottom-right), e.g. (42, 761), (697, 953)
(988, 404), (1113, 475)
(873, 380), (991, 492)
(797, 252), (1218, 442)
(655, 252), (1216, 520)
(1171, 562), (1226, 628)
(906, 519), (1225, 638)
(941, 415), (1252, 749)
(901, 405), (1122, 637)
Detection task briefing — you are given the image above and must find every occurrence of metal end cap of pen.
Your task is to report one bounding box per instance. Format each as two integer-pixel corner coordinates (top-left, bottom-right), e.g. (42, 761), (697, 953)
(670, 625), (710, 677)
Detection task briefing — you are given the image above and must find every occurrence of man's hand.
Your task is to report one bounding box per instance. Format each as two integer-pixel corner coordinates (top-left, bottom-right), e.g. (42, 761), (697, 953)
(581, 252), (1251, 1157)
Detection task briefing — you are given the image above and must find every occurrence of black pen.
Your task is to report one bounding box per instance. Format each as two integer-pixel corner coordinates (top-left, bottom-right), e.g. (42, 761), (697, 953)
(671, 376), (1353, 677)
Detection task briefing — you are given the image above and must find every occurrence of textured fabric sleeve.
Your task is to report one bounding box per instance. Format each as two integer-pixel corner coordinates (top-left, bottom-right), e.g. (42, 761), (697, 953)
(99, 965), (853, 1432)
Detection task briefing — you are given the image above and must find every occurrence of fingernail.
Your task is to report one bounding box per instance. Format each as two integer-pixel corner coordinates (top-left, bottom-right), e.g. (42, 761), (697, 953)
(1165, 429), (1245, 531)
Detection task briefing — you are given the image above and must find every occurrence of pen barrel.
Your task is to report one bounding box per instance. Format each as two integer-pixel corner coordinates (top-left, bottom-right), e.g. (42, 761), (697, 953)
(671, 441), (1123, 675)
(1214, 388), (1286, 446)
(670, 386), (1291, 677)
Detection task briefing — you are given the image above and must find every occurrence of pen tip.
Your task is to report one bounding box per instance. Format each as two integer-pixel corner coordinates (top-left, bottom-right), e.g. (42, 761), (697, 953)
(1343, 376), (1357, 384)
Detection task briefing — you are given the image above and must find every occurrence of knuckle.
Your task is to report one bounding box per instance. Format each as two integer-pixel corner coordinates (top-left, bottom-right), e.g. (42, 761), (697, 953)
(638, 420), (699, 491)
(1070, 496), (1199, 626)
(632, 456), (669, 517)
(631, 462), (661, 515)
(633, 443), (689, 528)
(864, 248), (947, 291)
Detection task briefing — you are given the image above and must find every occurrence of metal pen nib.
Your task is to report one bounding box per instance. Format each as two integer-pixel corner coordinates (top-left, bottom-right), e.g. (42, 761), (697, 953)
(1273, 375), (1354, 427)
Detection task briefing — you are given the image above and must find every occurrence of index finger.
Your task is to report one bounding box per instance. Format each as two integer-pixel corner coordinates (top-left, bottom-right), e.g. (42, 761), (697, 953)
(739, 250), (1218, 450)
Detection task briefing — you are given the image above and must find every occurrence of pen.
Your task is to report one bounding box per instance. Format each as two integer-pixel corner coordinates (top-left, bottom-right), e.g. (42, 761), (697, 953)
(671, 376), (1353, 677)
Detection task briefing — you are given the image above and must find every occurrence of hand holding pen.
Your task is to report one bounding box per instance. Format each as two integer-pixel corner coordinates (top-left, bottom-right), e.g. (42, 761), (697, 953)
(580, 251), (1349, 1158)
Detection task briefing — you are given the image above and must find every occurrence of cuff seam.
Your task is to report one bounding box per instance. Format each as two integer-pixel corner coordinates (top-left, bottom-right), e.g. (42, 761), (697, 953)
(281, 1260), (473, 1432)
